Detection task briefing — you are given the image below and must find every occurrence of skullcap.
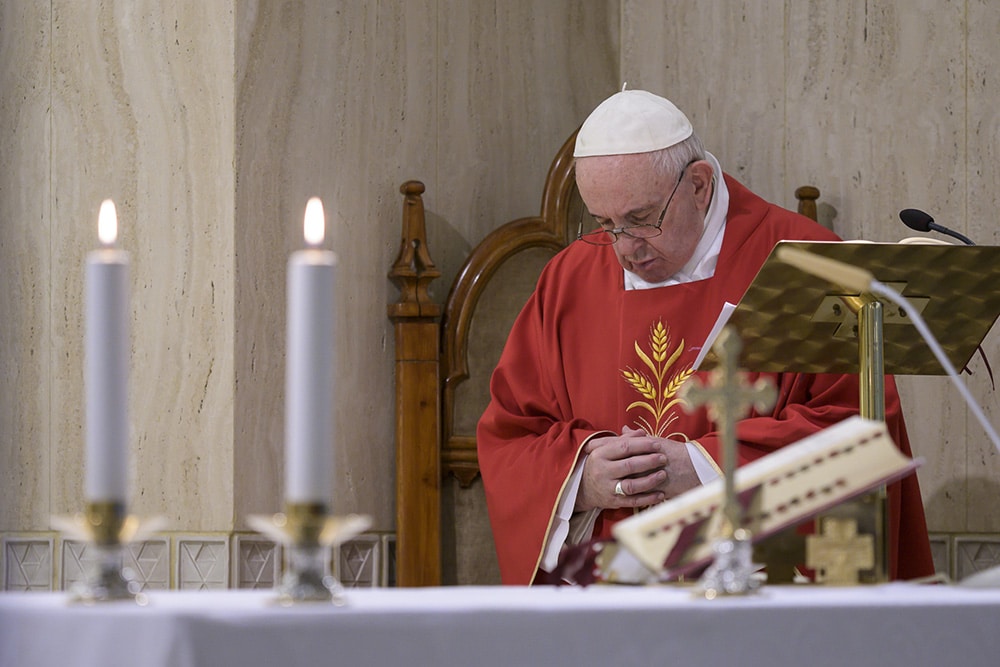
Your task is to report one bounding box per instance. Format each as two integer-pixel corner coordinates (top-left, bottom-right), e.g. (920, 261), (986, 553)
(574, 90), (693, 158)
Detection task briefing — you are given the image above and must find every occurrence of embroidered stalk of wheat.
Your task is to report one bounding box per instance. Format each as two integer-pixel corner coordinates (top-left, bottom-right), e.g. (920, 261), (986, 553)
(622, 321), (695, 436)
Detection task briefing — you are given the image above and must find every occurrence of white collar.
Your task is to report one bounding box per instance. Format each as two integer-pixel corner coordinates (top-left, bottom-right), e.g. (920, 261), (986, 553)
(623, 151), (729, 290)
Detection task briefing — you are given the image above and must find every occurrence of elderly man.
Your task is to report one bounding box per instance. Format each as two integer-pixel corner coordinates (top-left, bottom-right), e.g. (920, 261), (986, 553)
(477, 89), (933, 585)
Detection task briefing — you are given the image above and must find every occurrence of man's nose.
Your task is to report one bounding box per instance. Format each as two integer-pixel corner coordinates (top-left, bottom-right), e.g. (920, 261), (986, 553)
(616, 233), (644, 253)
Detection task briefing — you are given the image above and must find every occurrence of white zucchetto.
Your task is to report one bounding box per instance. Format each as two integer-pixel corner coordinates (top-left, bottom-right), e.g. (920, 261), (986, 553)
(574, 90), (693, 158)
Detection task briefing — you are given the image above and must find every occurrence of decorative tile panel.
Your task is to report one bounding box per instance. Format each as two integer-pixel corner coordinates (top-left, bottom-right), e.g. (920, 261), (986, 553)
(2, 537), (54, 591)
(382, 534), (396, 587)
(233, 534), (280, 589)
(61, 540), (93, 591)
(129, 539), (171, 590)
(175, 535), (229, 590)
(955, 535), (1000, 582)
(928, 534), (951, 580)
(335, 534), (380, 588)
(61, 538), (170, 592)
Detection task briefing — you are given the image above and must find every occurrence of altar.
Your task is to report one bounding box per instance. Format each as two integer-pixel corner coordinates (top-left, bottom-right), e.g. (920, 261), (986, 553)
(3, 584), (1000, 667)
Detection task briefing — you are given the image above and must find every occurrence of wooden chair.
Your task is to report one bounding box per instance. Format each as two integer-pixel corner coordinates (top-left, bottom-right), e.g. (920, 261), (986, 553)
(388, 131), (821, 586)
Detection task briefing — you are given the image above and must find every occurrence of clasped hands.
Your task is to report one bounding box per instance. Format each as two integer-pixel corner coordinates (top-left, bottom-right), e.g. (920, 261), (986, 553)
(575, 426), (700, 512)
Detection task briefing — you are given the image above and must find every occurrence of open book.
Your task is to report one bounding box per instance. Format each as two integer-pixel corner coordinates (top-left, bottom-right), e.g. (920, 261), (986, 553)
(599, 416), (921, 583)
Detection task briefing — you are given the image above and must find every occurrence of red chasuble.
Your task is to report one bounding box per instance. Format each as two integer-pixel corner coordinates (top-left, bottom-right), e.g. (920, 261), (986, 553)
(477, 175), (934, 585)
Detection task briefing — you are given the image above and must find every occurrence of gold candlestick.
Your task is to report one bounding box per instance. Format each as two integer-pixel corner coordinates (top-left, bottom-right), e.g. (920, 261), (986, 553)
(248, 503), (371, 605)
(51, 502), (165, 604)
(80, 502), (137, 602)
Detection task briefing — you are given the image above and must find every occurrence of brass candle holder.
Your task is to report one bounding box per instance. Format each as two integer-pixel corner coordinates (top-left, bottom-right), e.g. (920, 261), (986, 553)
(248, 502), (371, 605)
(51, 501), (165, 604)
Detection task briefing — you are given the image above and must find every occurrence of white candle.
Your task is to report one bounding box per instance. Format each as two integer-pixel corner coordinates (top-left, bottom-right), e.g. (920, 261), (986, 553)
(285, 197), (337, 504)
(84, 199), (130, 503)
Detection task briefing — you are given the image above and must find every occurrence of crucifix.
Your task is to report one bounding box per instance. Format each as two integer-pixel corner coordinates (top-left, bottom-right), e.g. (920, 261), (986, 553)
(680, 326), (776, 595)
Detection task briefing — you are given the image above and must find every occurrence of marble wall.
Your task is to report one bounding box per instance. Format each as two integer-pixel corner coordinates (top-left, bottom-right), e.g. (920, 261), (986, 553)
(622, 0), (1000, 574)
(0, 0), (617, 587)
(230, 0), (617, 529)
(3, 0), (999, 589)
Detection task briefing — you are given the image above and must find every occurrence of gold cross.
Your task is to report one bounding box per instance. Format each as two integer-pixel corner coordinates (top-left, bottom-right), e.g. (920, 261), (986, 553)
(806, 516), (874, 585)
(681, 326), (776, 537)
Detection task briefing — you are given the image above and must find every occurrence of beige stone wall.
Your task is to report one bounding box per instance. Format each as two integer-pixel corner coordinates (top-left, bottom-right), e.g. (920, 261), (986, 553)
(1, 1), (237, 535)
(230, 0), (617, 529)
(1, 1), (53, 535)
(0, 0), (617, 552)
(622, 1), (1000, 555)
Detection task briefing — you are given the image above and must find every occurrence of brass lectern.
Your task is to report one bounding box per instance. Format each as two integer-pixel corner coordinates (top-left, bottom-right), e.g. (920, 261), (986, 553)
(703, 240), (1000, 582)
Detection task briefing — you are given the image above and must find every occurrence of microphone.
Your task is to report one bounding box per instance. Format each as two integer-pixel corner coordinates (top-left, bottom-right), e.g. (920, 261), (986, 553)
(899, 208), (975, 245)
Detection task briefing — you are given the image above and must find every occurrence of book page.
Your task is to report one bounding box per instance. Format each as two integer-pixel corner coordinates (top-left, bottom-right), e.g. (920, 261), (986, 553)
(691, 302), (736, 370)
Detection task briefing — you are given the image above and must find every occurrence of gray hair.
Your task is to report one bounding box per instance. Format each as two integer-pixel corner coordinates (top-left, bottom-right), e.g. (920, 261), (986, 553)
(648, 132), (707, 180)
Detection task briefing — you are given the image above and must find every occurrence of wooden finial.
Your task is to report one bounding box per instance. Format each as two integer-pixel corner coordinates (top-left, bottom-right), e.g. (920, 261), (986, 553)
(795, 185), (820, 223)
(388, 180), (442, 320)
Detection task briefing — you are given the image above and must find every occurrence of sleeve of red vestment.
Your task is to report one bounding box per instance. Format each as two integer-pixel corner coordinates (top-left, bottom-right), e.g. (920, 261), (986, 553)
(477, 290), (600, 585)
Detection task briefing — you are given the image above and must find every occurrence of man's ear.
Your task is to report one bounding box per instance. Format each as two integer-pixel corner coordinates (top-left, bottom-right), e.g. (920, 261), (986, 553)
(689, 160), (715, 210)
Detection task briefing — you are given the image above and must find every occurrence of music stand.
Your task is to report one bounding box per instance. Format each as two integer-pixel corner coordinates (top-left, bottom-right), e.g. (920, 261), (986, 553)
(702, 240), (1000, 582)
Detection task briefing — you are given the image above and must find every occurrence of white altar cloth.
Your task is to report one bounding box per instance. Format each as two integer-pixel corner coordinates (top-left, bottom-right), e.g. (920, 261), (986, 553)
(2, 583), (1000, 667)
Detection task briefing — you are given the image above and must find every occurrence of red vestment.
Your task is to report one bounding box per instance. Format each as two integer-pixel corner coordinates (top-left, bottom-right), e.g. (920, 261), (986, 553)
(477, 174), (934, 585)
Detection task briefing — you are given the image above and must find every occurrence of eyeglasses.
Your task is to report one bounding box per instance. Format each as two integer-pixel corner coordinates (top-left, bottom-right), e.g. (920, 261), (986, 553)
(577, 160), (696, 246)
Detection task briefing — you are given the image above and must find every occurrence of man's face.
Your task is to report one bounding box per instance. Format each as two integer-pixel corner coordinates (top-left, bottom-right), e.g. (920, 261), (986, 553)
(575, 153), (709, 284)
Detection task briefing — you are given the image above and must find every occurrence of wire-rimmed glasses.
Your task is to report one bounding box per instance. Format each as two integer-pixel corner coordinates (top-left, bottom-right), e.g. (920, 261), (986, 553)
(577, 160), (695, 246)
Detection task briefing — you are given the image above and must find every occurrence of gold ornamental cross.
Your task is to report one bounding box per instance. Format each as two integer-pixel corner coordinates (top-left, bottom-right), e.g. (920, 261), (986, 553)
(806, 516), (875, 584)
(681, 326), (776, 537)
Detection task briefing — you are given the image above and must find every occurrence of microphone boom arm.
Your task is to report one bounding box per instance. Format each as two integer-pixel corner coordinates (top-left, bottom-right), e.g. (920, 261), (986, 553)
(927, 222), (975, 246)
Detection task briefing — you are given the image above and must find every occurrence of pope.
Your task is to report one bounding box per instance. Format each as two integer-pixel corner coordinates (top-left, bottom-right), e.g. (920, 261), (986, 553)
(476, 89), (934, 585)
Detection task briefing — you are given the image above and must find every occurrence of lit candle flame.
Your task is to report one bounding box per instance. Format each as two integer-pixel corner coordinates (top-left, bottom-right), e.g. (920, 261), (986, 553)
(98, 199), (118, 246)
(303, 197), (325, 246)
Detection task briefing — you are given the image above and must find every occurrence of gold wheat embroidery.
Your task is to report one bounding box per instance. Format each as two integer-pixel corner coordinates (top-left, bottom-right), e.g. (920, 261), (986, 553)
(622, 320), (694, 438)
